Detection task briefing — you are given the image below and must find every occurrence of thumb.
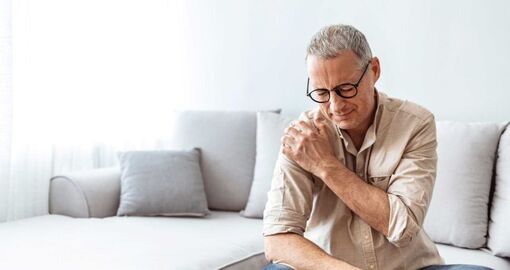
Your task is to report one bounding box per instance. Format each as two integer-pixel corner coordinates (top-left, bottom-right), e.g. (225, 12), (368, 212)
(313, 114), (327, 133)
(315, 110), (327, 124)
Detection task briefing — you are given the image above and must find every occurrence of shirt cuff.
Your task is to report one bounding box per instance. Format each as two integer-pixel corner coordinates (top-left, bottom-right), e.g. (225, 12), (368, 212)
(387, 194), (421, 247)
(263, 209), (307, 237)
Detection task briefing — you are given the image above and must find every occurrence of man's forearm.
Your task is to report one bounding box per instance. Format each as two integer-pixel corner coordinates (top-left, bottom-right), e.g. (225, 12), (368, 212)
(264, 233), (361, 270)
(319, 157), (390, 236)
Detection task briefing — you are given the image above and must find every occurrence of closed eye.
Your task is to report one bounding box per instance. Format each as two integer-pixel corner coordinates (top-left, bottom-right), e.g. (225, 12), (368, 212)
(335, 84), (356, 92)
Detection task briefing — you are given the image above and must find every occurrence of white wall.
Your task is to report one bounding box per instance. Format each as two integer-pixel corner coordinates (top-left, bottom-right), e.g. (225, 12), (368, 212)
(12, 0), (510, 133)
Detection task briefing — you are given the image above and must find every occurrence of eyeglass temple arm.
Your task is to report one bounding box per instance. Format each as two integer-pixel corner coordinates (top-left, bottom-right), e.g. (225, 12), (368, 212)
(306, 78), (310, 95)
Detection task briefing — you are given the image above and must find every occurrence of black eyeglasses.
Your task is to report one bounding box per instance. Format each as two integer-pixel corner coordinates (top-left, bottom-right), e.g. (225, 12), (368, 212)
(306, 62), (370, 103)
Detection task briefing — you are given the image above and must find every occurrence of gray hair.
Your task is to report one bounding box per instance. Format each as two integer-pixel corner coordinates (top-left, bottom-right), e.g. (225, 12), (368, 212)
(306, 24), (373, 67)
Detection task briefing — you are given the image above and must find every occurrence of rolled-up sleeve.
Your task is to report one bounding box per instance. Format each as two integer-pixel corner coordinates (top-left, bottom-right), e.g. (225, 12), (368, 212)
(386, 115), (437, 247)
(263, 151), (315, 237)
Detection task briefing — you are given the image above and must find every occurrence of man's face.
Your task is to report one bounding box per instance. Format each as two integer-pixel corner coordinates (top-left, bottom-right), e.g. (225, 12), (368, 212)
(307, 50), (380, 134)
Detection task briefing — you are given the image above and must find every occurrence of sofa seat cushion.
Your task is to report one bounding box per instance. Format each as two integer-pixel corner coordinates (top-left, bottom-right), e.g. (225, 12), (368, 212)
(436, 243), (510, 270)
(0, 211), (268, 270)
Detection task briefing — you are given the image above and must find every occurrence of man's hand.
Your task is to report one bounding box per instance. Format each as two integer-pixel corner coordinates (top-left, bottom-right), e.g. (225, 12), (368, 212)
(281, 113), (336, 177)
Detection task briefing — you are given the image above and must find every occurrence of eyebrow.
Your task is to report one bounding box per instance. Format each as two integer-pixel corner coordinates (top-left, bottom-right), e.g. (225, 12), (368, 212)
(311, 65), (366, 90)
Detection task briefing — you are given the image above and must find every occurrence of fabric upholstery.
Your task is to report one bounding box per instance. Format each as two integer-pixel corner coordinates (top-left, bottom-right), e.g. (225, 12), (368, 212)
(241, 112), (294, 218)
(0, 211), (267, 270)
(0, 214), (506, 269)
(167, 111), (258, 211)
(488, 124), (510, 257)
(424, 122), (505, 248)
(117, 149), (209, 217)
(50, 167), (121, 218)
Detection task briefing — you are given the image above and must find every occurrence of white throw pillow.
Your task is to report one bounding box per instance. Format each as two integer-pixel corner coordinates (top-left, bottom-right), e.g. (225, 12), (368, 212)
(241, 112), (294, 218)
(488, 124), (510, 257)
(424, 121), (506, 248)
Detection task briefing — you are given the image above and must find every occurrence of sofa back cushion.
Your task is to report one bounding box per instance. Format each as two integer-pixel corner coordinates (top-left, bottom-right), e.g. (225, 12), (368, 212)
(423, 121), (505, 248)
(241, 112), (294, 218)
(167, 111), (257, 211)
(488, 124), (510, 257)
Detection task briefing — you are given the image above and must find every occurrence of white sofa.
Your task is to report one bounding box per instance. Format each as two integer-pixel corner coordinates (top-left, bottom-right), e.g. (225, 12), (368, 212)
(0, 111), (509, 270)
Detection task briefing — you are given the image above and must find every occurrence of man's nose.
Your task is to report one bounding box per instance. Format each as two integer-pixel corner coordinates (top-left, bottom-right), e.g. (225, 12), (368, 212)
(329, 91), (346, 111)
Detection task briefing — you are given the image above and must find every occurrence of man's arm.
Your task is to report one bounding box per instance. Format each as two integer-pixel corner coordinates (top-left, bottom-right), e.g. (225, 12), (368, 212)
(264, 152), (360, 270)
(317, 116), (438, 247)
(264, 233), (361, 270)
(263, 111), (361, 270)
(317, 161), (390, 236)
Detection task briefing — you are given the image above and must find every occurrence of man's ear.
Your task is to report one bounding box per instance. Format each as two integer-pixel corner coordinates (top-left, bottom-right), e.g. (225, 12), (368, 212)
(370, 57), (381, 84)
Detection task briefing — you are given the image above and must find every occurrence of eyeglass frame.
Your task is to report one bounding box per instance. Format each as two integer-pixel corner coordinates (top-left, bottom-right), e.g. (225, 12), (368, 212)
(306, 62), (371, 103)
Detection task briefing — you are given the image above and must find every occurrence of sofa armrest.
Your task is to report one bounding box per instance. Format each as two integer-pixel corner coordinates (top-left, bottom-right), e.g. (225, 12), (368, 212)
(49, 167), (121, 218)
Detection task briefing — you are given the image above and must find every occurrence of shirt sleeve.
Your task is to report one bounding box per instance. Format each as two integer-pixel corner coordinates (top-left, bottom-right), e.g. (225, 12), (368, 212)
(262, 147), (315, 237)
(386, 115), (438, 247)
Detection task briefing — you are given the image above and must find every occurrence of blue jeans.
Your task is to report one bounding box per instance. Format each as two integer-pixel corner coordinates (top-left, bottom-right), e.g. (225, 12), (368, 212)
(421, 265), (493, 270)
(263, 263), (493, 270)
(263, 263), (293, 270)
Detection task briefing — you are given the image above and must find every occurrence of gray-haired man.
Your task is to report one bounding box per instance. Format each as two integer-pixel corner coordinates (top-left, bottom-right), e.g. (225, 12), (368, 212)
(262, 24), (492, 270)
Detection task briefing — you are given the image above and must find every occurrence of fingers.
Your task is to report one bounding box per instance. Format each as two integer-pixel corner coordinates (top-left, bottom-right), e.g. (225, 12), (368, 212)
(284, 125), (301, 137)
(281, 134), (295, 145)
(282, 122), (300, 152)
(281, 134), (295, 156)
(288, 120), (316, 135)
(312, 111), (328, 134)
(297, 120), (314, 132)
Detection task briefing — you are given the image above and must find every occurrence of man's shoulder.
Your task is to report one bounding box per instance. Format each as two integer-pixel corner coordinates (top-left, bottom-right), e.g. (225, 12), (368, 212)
(380, 92), (435, 123)
(298, 108), (338, 131)
(299, 107), (322, 121)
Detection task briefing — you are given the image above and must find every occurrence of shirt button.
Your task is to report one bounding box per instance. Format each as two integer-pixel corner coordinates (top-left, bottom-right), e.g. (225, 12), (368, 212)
(365, 235), (369, 239)
(370, 265), (374, 269)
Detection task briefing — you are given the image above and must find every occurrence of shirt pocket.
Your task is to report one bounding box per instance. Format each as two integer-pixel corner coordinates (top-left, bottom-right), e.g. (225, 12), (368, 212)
(367, 171), (392, 192)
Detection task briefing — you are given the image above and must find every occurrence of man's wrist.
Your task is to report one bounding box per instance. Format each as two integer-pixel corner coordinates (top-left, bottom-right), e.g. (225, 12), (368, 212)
(316, 156), (344, 181)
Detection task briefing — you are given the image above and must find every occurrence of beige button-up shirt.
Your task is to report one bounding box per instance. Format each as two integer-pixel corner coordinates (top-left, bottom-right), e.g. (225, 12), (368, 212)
(263, 91), (444, 270)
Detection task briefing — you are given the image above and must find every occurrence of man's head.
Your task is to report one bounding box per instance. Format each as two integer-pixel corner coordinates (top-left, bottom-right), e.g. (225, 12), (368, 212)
(306, 24), (381, 135)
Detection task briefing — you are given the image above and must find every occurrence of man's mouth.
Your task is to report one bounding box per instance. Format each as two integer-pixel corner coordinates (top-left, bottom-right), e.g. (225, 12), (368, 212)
(332, 110), (354, 119)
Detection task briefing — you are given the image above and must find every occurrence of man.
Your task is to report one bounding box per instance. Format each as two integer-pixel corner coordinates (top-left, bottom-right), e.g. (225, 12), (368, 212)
(262, 24), (491, 270)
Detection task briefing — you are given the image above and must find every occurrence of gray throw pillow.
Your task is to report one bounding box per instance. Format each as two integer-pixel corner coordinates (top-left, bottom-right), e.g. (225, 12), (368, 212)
(241, 112), (294, 218)
(116, 149), (210, 217)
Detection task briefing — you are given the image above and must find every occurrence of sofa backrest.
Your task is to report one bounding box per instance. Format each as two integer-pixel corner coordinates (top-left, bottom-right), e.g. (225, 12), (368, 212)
(167, 111), (258, 211)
